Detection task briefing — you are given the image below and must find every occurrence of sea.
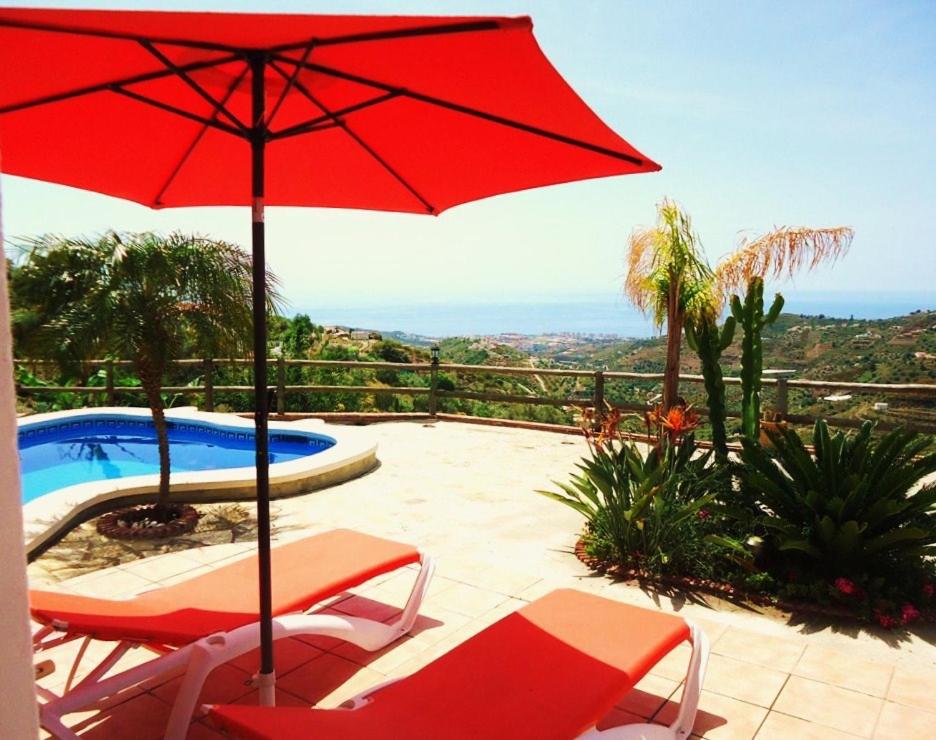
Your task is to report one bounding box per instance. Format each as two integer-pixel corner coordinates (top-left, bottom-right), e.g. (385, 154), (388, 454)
(298, 291), (934, 339)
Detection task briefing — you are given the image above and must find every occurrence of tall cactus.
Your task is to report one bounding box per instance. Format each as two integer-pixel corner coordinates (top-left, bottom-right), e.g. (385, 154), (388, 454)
(686, 314), (735, 458)
(731, 277), (784, 441)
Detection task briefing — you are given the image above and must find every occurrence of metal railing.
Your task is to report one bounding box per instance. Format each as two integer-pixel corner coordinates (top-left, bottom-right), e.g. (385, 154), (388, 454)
(15, 357), (936, 433)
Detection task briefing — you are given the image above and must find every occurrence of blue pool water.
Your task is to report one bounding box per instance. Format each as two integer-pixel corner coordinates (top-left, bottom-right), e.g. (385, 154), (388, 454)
(18, 416), (334, 503)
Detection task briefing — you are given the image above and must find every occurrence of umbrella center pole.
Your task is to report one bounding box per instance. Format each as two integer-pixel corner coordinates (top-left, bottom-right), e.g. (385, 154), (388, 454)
(249, 51), (276, 707)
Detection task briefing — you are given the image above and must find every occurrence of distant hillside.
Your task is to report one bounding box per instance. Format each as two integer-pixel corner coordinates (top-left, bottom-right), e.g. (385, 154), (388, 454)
(389, 310), (936, 430)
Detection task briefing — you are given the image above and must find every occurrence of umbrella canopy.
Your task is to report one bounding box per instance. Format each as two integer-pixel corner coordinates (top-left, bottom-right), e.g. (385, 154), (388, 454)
(0, 7), (658, 210)
(0, 5), (660, 709)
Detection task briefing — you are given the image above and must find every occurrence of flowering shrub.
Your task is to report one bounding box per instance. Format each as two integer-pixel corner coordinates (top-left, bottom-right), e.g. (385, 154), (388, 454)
(540, 406), (731, 577)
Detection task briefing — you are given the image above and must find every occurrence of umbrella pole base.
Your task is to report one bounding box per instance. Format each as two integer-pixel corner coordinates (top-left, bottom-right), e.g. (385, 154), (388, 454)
(256, 670), (276, 706)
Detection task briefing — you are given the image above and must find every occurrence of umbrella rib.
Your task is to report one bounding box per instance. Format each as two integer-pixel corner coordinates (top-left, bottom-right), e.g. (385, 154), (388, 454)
(268, 91), (400, 141)
(109, 86), (245, 138)
(271, 54), (647, 167)
(0, 16), (244, 53)
(0, 54), (242, 115)
(268, 60), (436, 214)
(139, 40), (249, 135)
(265, 40), (316, 130)
(269, 18), (508, 53)
(151, 63), (251, 207)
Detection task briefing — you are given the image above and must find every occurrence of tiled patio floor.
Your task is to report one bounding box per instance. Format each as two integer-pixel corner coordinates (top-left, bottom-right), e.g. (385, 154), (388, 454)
(28, 420), (936, 738)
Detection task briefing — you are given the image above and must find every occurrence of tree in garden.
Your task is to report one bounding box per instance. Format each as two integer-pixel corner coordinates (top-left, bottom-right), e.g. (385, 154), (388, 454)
(625, 199), (853, 421)
(625, 200), (718, 412)
(12, 231), (281, 506)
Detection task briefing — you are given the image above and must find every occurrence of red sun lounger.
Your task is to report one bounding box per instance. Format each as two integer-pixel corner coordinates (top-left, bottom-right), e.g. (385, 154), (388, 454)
(31, 529), (435, 740)
(209, 589), (709, 740)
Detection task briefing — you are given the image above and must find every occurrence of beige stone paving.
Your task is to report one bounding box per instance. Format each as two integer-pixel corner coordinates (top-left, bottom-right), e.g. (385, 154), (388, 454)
(27, 421), (936, 738)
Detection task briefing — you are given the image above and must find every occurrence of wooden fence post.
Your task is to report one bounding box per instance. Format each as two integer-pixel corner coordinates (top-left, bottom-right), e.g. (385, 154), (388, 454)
(204, 358), (214, 412)
(765, 369), (795, 421)
(277, 355), (286, 415)
(429, 346), (440, 416)
(592, 370), (605, 429)
(105, 360), (115, 406)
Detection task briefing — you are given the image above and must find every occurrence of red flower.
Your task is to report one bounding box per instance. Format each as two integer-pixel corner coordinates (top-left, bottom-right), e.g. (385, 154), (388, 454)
(876, 612), (899, 630)
(834, 577), (858, 596)
(922, 582), (935, 599)
(696, 509), (711, 520)
(901, 603), (921, 625)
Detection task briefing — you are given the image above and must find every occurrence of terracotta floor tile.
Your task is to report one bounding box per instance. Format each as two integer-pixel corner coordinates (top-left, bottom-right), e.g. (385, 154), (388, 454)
(886, 664), (936, 712)
(62, 691), (171, 739)
(793, 644), (894, 697)
(873, 701), (936, 739)
(119, 553), (204, 582)
(773, 675), (882, 737)
(276, 653), (381, 706)
(615, 674), (681, 719)
(649, 643), (694, 682)
(424, 581), (509, 617)
(228, 636), (323, 676)
(756, 711), (859, 739)
(229, 686), (310, 708)
(656, 689), (768, 739)
(331, 635), (428, 674)
(597, 707), (654, 732)
(703, 654), (788, 708)
(150, 662), (253, 707)
(330, 594), (402, 623)
(712, 628), (804, 672)
(405, 605), (473, 646)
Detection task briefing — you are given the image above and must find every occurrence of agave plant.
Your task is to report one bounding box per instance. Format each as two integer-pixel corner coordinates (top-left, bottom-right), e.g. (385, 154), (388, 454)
(735, 420), (936, 579)
(538, 433), (723, 574)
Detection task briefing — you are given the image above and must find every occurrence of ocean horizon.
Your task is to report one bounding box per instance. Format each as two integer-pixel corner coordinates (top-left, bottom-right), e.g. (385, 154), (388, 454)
(297, 291), (934, 339)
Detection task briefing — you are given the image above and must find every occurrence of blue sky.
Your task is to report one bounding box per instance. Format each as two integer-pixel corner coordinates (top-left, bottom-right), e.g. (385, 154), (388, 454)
(1, 1), (934, 313)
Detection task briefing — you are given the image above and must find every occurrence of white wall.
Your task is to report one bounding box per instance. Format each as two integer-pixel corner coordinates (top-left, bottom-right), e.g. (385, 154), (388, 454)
(0, 167), (39, 737)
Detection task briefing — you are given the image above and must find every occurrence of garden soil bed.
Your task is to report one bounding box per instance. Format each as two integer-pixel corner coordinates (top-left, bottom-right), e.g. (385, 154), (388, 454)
(574, 538), (936, 626)
(97, 503), (200, 540)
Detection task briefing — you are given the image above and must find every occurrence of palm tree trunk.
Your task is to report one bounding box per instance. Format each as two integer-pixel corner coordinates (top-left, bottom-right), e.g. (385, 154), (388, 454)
(662, 288), (683, 413)
(139, 361), (171, 505)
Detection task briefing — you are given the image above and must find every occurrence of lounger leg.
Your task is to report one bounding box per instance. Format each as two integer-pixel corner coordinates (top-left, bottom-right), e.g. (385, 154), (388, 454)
(165, 609), (424, 740)
(578, 622), (710, 740)
(389, 553), (436, 635)
(39, 645), (193, 740)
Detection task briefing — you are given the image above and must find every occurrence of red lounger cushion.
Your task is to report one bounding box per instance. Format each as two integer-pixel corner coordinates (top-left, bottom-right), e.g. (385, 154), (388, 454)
(210, 588), (690, 739)
(30, 529), (419, 646)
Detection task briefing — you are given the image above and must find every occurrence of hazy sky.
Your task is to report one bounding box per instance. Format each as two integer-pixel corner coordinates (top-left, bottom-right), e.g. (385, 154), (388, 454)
(1, 0), (934, 313)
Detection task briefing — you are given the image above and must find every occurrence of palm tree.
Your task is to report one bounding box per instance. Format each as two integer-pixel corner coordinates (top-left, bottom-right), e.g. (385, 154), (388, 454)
(625, 200), (718, 412)
(12, 231), (281, 506)
(625, 201), (853, 413)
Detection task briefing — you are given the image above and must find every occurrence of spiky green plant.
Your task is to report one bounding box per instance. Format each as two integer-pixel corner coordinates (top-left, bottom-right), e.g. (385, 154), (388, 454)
(730, 277), (783, 440)
(734, 420), (936, 579)
(685, 314), (736, 458)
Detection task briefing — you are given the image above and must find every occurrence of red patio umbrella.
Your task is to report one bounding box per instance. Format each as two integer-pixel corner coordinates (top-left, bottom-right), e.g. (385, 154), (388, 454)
(0, 6), (660, 704)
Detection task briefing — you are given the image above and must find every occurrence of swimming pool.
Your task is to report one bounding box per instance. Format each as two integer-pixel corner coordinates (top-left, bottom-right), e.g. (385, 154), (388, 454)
(19, 407), (378, 558)
(19, 416), (335, 503)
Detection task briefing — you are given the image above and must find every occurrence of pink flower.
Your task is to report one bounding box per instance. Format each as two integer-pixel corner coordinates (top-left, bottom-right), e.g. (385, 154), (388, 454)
(901, 603), (921, 625)
(696, 510), (711, 520)
(835, 577), (858, 596)
(922, 582), (935, 599)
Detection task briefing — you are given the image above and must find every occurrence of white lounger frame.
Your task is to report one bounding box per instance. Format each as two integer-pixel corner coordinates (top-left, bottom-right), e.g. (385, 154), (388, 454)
(33, 552), (435, 740)
(205, 616), (709, 740)
(579, 622), (710, 739)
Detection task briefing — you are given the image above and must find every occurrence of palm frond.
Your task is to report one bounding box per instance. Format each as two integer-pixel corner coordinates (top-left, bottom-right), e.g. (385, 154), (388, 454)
(715, 226), (854, 296)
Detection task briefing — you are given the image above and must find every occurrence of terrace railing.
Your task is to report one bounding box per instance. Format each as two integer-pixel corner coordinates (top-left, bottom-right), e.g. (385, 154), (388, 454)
(15, 357), (936, 433)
